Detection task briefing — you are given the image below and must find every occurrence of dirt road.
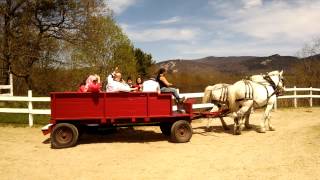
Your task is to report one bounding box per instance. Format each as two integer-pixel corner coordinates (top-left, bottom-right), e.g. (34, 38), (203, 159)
(1, 107), (320, 180)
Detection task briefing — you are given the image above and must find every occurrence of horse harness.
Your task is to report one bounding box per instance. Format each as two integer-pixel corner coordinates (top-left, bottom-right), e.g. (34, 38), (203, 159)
(236, 74), (283, 103)
(219, 85), (229, 102)
(236, 80), (253, 102)
(263, 74), (283, 97)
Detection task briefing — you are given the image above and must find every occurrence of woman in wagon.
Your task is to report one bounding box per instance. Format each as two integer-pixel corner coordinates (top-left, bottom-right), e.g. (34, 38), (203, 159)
(78, 74), (101, 92)
(156, 68), (185, 103)
(106, 67), (137, 92)
(132, 76), (143, 92)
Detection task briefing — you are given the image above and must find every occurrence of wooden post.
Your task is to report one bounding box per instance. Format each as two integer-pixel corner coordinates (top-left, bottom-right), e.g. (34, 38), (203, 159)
(28, 90), (33, 127)
(9, 73), (13, 96)
(310, 87), (313, 107)
(294, 86), (297, 108)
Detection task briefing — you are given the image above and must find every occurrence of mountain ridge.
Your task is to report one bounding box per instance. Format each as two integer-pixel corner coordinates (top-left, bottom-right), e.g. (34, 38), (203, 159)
(156, 54), (311, 75)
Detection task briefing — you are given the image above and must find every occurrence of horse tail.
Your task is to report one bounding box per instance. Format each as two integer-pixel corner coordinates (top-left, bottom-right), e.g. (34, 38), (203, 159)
(203, 86), (213, 103)
(227, 85), (238, 112)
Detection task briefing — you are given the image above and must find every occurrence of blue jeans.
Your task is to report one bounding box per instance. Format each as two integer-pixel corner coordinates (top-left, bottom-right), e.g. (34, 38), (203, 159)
(160, 87), (180, 100)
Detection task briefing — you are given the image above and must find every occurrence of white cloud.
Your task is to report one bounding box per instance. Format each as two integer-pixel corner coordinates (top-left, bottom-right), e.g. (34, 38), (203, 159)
(118, 0), (320, 60)
(159, 16), (182, 24)
(242, 0), (262, 9)
(105, 0), (138, 14)
(173, 40), (300, 58)
(230, 1), (320, 40)
(121, 25), (199, 42)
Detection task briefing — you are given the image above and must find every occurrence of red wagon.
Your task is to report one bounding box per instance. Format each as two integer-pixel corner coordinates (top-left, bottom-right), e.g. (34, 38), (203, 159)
(42, 92), (197, 148)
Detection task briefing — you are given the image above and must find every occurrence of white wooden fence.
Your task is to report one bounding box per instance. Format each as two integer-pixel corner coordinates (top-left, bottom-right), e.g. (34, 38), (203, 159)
(0, 91), (50, 126)
(0, 87), (319, 127)
(274, 86), (320, 109)
(0, 73), (13, 96)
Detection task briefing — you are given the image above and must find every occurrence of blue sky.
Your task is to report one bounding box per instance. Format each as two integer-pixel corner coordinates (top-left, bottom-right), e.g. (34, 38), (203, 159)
(106, 0), (320, 61)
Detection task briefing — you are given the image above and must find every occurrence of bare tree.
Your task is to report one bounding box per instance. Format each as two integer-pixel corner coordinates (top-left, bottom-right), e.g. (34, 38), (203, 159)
(294, 38), (320, 87)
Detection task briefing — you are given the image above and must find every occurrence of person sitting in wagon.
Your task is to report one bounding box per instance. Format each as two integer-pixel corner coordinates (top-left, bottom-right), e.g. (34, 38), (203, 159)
(132, 76), (143, 92)
(78, 74), (101, 92)
(142, 76), (160, 94)
(106, 67), (137, 92)
(156, 68), (185, 103)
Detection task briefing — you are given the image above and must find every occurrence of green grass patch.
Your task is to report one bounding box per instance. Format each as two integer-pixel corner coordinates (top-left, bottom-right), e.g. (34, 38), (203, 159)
(0, 113), (50, 125)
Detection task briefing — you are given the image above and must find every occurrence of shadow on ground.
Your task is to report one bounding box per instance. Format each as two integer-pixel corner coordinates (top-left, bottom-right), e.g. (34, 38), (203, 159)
(193, 124), (260, 136)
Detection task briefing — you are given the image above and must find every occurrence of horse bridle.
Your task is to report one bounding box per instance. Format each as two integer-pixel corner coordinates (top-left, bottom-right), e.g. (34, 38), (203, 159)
(263, 74), (284, 97)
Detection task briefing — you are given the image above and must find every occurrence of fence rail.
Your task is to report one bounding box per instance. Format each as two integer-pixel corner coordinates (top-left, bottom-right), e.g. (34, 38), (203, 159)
(0, 73), (13, 96)
(0, 87), (319, 127)
(275, 86), (320, 109)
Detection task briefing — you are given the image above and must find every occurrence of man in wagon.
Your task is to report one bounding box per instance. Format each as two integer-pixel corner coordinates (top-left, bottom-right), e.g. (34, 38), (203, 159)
(106, 67), (137, 92)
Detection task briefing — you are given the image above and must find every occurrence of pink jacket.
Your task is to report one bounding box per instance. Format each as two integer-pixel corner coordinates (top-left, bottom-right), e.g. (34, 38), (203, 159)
(82, 75), (101, 92)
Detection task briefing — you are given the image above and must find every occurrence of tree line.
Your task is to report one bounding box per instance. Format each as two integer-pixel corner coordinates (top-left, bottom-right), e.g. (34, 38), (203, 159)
(0, 0), (155, 96)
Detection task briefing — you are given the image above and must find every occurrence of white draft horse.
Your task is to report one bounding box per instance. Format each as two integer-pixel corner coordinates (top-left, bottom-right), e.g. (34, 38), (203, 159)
(203, 83), (252, 131)
(202, 83), (231, 130)
(227, 70), (285, 135)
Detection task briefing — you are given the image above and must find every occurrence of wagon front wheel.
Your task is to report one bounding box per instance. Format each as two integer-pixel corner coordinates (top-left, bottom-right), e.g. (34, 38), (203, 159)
(51, 123), (79, 149)
(170, 120), (192, 143)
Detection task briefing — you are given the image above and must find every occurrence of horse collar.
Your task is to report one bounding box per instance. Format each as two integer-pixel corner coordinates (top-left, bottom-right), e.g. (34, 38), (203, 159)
(263, 75), (282, 97)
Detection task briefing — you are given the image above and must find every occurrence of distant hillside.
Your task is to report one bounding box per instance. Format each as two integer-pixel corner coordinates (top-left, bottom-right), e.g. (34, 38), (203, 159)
(157, 54), (303, 75)
(156, 54), (320, 92)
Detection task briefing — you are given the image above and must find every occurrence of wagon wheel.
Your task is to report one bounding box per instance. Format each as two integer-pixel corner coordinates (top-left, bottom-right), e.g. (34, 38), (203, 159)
(170, 120), (192, 143)
(160, 123), (172, 136)
(51, 123), (79, 149)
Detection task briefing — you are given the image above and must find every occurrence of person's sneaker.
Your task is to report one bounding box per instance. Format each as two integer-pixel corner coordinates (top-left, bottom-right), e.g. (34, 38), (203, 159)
(178, 97), (185, 104)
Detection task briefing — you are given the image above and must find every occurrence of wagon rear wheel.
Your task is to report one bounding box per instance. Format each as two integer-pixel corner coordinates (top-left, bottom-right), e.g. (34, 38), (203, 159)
(160, 123), (172, 136)
(51, 123), (79, 149)
(170, 120), (192, 143)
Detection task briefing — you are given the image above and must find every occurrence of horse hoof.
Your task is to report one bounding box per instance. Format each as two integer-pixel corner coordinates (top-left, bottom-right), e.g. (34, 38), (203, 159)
(233, 128), (241, 135)
(269, 127), (276, 131)
(257, 128), (266, 133)
(205, 127), (212, 132)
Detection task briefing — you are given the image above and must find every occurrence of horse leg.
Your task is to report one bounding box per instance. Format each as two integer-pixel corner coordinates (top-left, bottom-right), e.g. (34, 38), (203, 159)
(219, 117), (230, 130)
(233, 117), (241, 135)
(266, 107), (275, 131)
(244, 107), (252, 129)
(206, 118), (211, 131)
(267, 115), (275, 131)
(235, 101), (253, 133)
(257, 104), (274, 133)
(239, 116), (245, 131)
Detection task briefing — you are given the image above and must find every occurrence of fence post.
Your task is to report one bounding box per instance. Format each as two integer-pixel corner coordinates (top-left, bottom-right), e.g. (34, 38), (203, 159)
(310, 87), (313, 107)
(293, 86), (297, 108)
(28, 90), (33, 127)
(9, 73), (13, 96)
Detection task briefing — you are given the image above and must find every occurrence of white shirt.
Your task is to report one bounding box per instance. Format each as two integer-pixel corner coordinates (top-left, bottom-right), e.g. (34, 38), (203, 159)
(142, 79), (160, 93)
(106, 74), (131, 92)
